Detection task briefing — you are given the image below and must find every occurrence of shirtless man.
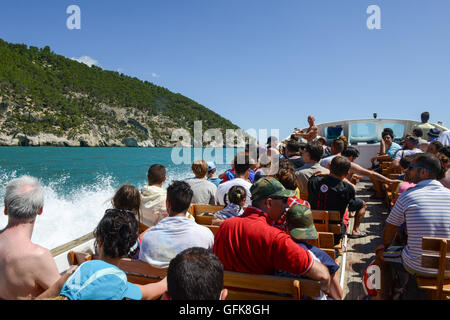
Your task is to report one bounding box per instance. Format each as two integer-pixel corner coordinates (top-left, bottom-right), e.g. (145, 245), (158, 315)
(0, 176), (60, 299)
(295, 115), (319, 143)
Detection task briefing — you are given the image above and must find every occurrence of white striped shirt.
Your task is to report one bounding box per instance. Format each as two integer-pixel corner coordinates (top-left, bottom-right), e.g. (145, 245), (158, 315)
(386, 179), (450, 275)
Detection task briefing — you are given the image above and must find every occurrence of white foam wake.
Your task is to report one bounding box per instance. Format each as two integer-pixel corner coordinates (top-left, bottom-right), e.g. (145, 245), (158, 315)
(0, 172), (117, 250)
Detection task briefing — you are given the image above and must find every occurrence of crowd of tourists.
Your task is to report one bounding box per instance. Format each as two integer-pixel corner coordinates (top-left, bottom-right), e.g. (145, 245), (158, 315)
(0, 112), (449, 300)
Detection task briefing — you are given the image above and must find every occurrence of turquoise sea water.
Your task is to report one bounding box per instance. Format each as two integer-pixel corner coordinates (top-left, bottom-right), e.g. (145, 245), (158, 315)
(0, 147), (237, 250)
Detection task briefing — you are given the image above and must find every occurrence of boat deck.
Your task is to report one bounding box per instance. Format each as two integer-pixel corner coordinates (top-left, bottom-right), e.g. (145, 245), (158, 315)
(342, 181), (387, 300)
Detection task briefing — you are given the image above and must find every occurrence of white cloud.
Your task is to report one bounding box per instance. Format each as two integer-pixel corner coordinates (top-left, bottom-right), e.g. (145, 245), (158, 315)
(117, 68), (124, 73)
(151, 72), (160, 78)
(71, 56), (99, 67)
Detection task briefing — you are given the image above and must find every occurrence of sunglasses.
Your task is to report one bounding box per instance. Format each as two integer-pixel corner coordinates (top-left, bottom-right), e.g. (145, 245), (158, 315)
(407, 164), (430, 172)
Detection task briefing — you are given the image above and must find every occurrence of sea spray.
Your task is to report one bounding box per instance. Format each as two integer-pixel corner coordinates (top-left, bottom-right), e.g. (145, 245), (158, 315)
(0, 173), (118, 250)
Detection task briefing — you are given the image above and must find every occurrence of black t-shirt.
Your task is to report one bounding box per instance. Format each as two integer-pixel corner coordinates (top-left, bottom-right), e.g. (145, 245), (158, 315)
(307, 175), (355, 217)
(308, 176), (355, 241)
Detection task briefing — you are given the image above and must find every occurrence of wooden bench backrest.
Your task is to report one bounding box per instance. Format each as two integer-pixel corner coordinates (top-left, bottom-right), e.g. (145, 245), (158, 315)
(305, 232), (335, 259)
(188, 204), (224, 225)
(195, 214), (214, 225)
(382, 166), (402, 176)
(380, 161), (393, 170)
(306, 232), (334, 248)
(117, 258), (167, 285)
(377, 155), (392, 163)
(189, 204), (225, 215)
(223, 271), (321, 300)
(139, 222), (150, 234)
(190, 204), (341, 241)
(68, 251), (167, 285)
(67, 251), (321, 300)
(312, 210), (341, 235)
(418, 237), (450, 300)
(186, 204), (225, 235)
(207, 225), (220, 236)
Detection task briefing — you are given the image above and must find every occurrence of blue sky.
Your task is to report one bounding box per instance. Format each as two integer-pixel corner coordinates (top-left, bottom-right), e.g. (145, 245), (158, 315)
(1, 0), (449, 142)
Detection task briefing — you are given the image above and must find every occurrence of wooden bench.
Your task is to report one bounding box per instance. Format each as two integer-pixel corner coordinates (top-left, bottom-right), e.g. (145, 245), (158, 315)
(382, 173), (402, 210)
(187, 204), (225, 235)
(139, 222), (150, 234)
(383, 182), (399, 210)
(188, 205), (340, 256)
(68, 251), (167, 285)
(416, 237), (450, 300)
(306, 232), (336, 260)
(67, 251), (321, 300)
(191, 207), (342, 243)
(376, 155), (391, 163)
(312, 209), (344, 251)
(165, 204), (342, 256)
(382, 166), (402, 177)
(224, 271), (321, 300)
(380, 161), (393, 170)
(188, 204), (225, 220)
(312, 210), (341, 235)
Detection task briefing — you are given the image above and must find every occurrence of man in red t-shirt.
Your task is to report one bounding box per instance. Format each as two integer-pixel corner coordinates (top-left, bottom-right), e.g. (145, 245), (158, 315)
(213, 177), (331, 292)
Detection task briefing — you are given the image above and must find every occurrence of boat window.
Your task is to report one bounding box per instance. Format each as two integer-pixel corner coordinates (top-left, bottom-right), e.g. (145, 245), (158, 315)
(382, 123), (405, 140)
(349, 123), (377, 144)
(325, 125), (344, 140)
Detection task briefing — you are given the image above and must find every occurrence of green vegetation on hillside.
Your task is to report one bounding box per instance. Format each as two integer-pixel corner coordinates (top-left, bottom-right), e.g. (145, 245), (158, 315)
(0, 38), (239, 145)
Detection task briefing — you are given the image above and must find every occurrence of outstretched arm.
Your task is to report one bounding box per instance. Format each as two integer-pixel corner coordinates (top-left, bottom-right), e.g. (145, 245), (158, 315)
(137, 277), (167, 300)
(351, 163), (399, 184)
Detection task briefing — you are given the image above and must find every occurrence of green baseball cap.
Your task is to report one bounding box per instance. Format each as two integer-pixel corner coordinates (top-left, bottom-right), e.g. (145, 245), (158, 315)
(250, 177), (296, 202)
(286, 204), (318, 240)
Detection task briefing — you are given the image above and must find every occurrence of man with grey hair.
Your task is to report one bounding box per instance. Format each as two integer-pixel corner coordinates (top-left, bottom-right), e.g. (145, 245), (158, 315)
(0, 176), (60, 299)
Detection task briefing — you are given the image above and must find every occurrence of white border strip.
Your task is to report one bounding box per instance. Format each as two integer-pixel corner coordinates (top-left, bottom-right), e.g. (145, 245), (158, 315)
(339, 234), (348, 290)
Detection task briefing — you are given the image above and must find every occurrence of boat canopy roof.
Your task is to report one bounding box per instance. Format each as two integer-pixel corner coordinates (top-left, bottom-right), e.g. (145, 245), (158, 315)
(315, 118), (448, 145)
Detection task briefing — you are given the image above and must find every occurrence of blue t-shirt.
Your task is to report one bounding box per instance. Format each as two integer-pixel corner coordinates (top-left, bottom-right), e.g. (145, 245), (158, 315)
(386, 142), (401, 159)
(224, 169), (255, 184)
(275, 242), (339, 276)
(214, 203), (244, 220)
(208, 177), (222, 187)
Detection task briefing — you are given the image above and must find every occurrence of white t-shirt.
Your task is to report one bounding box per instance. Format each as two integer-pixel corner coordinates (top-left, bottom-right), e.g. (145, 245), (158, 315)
(386, 180), (450, 275)
(438, 130), (450, 146)
(139, 216), (214, 268)
(216, 178), (252, 207)
(394, 148), (423, 160)
(319, 155), (337, 169)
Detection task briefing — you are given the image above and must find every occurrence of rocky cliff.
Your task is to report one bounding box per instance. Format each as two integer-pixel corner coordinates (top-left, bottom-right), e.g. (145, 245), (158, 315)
(0, 39), (240, 147)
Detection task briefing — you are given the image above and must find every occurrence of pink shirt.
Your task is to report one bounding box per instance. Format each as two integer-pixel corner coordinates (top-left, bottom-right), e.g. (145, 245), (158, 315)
(397, 182), (416, 194)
